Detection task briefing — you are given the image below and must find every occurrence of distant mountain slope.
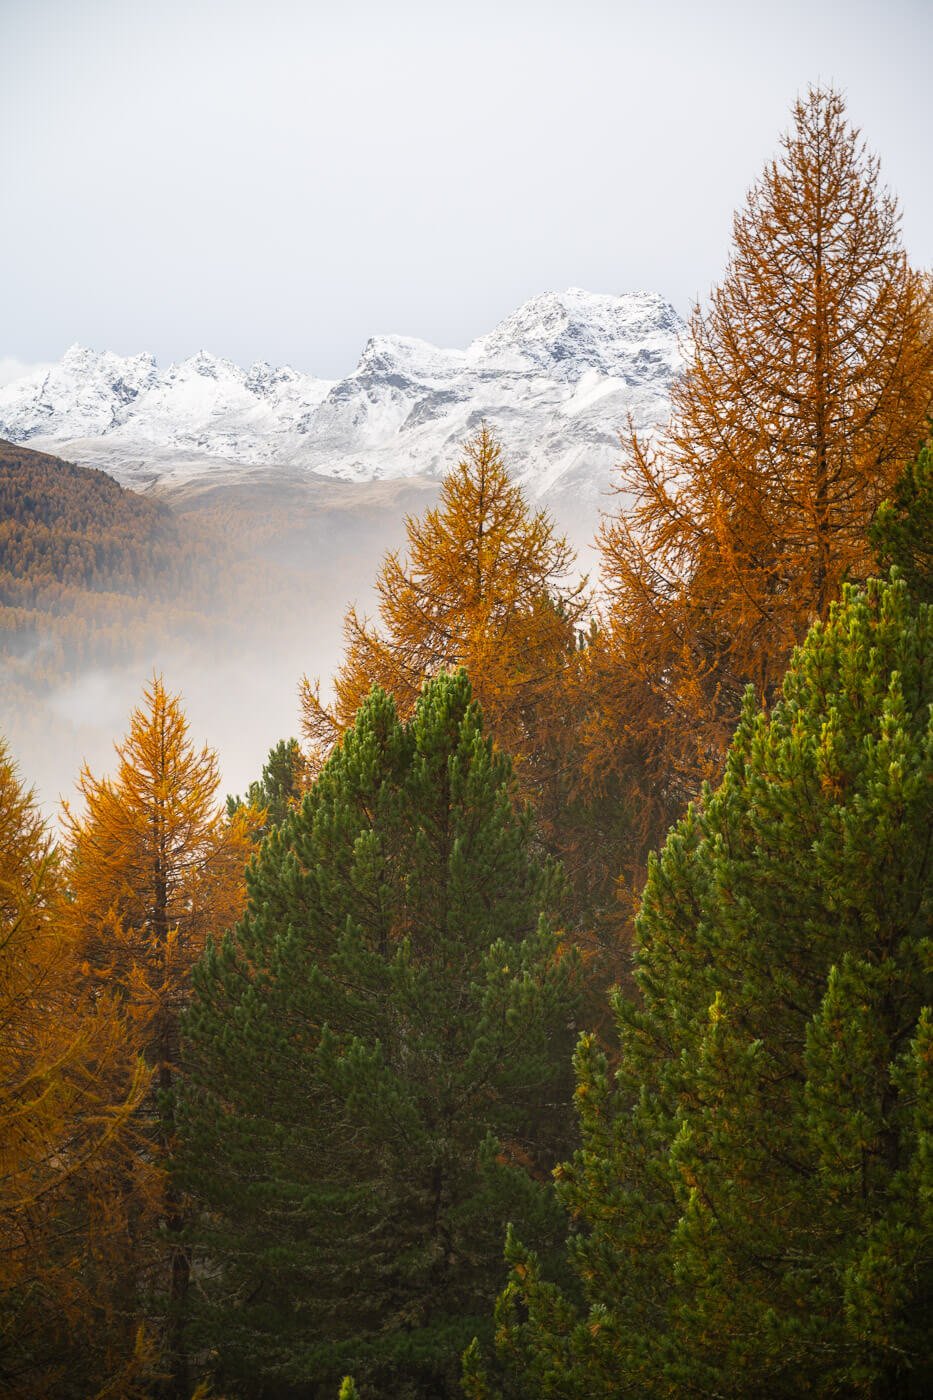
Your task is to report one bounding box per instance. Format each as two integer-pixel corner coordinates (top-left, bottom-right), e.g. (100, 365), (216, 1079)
(0, 289), (683, 507)
(0, 438), (182, 600)
(0, 439), (439, 810)
(0, 441), (428, 673)
(0, 440), (229, 699)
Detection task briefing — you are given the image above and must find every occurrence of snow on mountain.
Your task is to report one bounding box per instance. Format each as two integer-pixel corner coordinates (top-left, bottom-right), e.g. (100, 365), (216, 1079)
(0, 289), (684, 506)
(468, 287), (681, 377)
(0, 344), (333, 462)
(0, 344), (159, 440)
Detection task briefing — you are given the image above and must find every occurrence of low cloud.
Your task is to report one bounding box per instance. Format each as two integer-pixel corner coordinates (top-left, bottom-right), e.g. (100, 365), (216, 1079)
(0, 357), (50, 387)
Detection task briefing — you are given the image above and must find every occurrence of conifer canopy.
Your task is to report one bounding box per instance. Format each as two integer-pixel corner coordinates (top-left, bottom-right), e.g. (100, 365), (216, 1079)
(590, 87), (933, 860)
(179, 670), (580, 1399)
(472, 574), (932, 1398)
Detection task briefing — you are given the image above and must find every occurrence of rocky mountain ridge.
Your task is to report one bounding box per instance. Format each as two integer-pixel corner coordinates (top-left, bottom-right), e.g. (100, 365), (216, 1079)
(0, 289), (683, 506)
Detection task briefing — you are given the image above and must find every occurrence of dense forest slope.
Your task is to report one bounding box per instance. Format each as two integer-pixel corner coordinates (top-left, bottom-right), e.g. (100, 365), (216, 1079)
(0, 439), (170, 540)
(0, 440), (222, 680)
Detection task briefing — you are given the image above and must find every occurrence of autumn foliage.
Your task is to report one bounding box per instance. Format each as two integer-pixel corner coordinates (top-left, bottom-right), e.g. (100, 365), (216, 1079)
(63, 676), (258, 1073)
(0, 740), (151, 1397)
(300, 425), (595, 911)
(61, 677), (259, 1395)
(302, 425), (586, 763)
(588, 88), (933, 859)
(1, 84), (931, 1400)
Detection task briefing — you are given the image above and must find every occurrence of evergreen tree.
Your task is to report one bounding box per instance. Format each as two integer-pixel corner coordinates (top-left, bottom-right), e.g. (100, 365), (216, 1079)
(472, 574), (932, 1397)
(178, 671), (581, 1399)
(870, 439), (933, 605)
(300, 426), (601, 922)
(227, 736), (307, 835)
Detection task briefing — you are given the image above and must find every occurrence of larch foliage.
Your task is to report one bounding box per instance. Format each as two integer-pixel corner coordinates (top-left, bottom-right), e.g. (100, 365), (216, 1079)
(301, 424), (587, 804)
(590, 86), (933, 853)
(0, 736), (151, 1398)
(301, 425), (607, 925)
(60, 675), (260, 1397)
(63, 675), (258, 1075)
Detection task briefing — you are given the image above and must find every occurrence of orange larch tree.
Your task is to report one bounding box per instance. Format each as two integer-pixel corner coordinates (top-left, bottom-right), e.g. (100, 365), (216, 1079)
(590, 86), (933, 868)
(61, 676), (259, 1398)
(301, 425), (593, 906)
(0, 735), (152, 1398)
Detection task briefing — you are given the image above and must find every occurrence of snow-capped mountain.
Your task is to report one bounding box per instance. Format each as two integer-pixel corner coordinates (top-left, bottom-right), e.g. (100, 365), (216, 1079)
(0, 289), (683, 505)
(0, 344), (332, 461)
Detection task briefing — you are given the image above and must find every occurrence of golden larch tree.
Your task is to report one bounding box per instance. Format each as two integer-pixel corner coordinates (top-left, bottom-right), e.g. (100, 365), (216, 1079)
(61, 676), (259, 1398)
(302, 425), (591, 885)
(591, 85), (933, 859)
(0, 735), (152, 1397)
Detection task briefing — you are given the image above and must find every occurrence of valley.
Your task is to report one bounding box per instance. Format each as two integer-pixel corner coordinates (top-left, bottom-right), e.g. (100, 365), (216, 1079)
(0, 287), (680, 811)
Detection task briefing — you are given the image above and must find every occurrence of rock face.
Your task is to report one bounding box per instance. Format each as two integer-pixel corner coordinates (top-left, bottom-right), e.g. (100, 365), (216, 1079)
(0, 288), (683, 505)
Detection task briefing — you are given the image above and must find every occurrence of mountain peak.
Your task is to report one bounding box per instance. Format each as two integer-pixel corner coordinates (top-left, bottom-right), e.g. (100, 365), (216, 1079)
(0, 289), (684, 502)
(178, 350), (233, 379)
(470, 287), (683, 380)
(62, 342), (96, 365)
(355, 334), (460, 380)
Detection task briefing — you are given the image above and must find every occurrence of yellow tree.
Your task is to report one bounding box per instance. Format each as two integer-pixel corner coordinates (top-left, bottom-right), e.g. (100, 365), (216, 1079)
(301, 426), (591, 896)
(591, 86), (933, 861)
(0, 736), (151, 1397)
(62, 676), (259, 1398)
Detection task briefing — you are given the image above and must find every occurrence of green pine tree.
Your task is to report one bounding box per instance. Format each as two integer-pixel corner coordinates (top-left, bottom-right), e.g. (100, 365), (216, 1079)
(472, 574), (932, 1398)
(870, 439), (933, 605)
(178, 671), (580, 1398)
(226, 736), (305, 835)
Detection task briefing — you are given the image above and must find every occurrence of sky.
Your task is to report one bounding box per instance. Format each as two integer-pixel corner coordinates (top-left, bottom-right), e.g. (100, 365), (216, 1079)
(2, 0), (931, 380)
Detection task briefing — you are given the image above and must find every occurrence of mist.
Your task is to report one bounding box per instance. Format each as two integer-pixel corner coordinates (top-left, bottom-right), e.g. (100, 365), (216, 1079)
(3, 455), (608, 824)
(3, 469), (444, 822)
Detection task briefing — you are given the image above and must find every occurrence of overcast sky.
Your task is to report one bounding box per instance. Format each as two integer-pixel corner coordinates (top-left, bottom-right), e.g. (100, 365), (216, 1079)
(2, 0), (930, 379)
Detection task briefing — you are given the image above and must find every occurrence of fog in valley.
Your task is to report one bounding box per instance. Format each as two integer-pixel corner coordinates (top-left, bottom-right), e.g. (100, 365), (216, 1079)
(4, 465), (450, 819)
(2, 426), (608, 826)
(4, 456), (605, 823)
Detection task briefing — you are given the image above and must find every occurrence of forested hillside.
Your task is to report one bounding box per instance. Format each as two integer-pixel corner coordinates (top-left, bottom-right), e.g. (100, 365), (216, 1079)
(0, 439), (176, 578)
(0, 439), (221, 679)
(0, 440), (435, 810)
(1, 87), (931, 1400)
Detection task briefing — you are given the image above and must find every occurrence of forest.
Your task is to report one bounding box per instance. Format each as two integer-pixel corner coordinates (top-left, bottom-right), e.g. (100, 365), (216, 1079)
(1, 88), (931, 1399)
(0, 440), (316, 735)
